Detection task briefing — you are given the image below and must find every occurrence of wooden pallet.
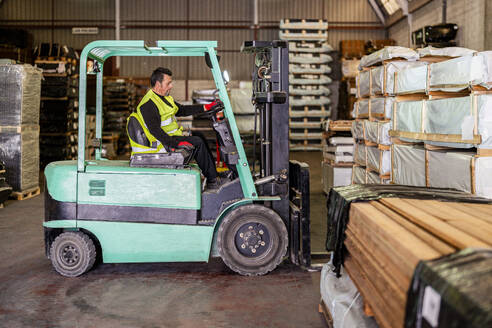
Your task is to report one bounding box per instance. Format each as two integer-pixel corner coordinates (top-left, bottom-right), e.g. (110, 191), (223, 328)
(318, 299), (334, 328)
(343, 198), (492, 328)
(10, 187), (40, 200)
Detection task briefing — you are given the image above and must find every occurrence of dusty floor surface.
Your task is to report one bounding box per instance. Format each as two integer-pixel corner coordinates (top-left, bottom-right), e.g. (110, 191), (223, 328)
(0, 151), (329, 328)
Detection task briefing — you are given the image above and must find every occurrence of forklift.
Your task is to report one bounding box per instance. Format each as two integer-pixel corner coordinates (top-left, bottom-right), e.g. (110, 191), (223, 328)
(43, 40), (311, 277)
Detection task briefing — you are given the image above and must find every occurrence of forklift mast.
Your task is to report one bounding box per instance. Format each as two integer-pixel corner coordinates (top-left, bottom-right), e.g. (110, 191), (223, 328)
(241, 41), (311, 268)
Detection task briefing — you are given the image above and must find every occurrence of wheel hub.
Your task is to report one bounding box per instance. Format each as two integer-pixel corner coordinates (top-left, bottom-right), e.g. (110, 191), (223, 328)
(235, 222), (270, 257)
(60, 244), (80, 267)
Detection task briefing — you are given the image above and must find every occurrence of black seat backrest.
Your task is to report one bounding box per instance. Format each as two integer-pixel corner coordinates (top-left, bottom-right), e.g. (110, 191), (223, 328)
(127, 116), (150, 147)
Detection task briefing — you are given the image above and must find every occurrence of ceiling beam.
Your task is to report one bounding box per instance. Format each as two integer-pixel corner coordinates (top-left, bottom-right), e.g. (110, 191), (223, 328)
(367, 0), (386, 24)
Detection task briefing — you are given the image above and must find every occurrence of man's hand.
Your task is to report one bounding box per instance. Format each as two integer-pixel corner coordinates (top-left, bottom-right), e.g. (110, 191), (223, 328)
(176, 141), (194, 151)
(204, 99), (223, 112)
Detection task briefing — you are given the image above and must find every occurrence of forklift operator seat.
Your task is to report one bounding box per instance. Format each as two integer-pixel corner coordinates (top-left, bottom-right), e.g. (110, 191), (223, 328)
(127, 115), (150, 148)
(127, 116), (194, 169)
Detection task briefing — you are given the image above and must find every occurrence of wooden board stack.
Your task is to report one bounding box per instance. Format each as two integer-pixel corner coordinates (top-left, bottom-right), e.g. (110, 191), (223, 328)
(280, 19), (334, 151)
(344, 197), (492, 328)
(321, 120), (354, 193)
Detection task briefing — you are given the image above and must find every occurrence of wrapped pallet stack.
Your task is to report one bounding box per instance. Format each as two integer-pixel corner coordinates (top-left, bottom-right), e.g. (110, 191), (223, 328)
(36, 47), (80, 167)
(0, 63), (42, 197)
(389, 47), (492, 199)
(321, 120), (354, 194)
(280, 19), (333, 151)
(352, 46), (422, 185)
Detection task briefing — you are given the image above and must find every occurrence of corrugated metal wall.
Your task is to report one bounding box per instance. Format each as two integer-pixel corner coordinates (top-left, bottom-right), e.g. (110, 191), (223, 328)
(1, 0), (386, 81)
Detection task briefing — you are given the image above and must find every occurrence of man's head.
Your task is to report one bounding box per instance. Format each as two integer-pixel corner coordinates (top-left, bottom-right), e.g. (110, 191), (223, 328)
(151, 67), (173, 96)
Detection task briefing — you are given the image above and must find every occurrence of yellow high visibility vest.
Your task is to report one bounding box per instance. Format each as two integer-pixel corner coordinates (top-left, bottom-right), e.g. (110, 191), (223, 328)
(127, 90), (183, 156)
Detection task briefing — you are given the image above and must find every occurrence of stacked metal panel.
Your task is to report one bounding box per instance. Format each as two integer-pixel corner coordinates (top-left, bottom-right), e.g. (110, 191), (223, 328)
(321, 120), (354, 193)
(280, 19), (333, 151)
(0, 64), (42, 192)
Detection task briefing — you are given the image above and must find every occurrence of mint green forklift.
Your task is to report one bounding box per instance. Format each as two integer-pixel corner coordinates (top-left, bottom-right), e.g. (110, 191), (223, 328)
(43, 40), (311, 277)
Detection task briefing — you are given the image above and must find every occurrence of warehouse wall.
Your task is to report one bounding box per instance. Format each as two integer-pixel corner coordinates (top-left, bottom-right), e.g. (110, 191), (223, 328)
(388, 0), (487, 51)
(1, 0), (386, 81)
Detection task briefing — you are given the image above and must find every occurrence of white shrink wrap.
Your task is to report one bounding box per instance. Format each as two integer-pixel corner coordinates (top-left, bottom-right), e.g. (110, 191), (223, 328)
(352, 165), (366, 184)
(359, 46), (418, 69)
(391, 144), (426, 187)
(357, 70), (371, 98)
(370, 97), (394, 120)
(395, 63), (428, 95)
(351, 120), (364, 141)
(354, 143), (366, 166)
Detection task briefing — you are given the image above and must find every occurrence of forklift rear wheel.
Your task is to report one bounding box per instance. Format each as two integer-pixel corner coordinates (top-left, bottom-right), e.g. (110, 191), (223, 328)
(217, 204), (288, 276)
(50, 231), (96, 277)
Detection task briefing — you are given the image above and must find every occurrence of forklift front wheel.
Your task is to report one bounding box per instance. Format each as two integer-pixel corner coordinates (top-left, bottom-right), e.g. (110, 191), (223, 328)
(49, 231), (97, 277)
(217, 204), (288, 276)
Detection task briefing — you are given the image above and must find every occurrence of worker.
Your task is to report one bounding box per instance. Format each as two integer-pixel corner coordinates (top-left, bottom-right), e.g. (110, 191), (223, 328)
(128, 67), (223, 189)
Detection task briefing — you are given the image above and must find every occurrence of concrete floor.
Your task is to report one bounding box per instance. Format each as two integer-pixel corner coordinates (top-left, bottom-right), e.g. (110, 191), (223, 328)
(0, 152), (328, 328)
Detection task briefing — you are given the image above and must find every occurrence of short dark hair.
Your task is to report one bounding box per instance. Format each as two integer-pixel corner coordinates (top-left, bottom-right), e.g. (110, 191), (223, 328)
(150, 67), (173, 87)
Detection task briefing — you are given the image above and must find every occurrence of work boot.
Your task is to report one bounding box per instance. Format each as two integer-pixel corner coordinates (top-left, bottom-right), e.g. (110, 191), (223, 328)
(207, 177), (222, 190)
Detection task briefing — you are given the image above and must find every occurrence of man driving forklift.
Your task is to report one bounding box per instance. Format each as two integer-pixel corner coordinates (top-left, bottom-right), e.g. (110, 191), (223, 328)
(127, 67), (224, 189)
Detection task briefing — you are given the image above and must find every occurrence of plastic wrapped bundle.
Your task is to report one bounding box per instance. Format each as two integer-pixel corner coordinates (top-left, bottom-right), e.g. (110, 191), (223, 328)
(405, 248), (492, 328)
(230, 87), (255, 114)
(359, 46), (419, 70)
(429, 51), (492, 92)
(320, 260), (378, 328)
(428, 150), (492, 199)
(372, 61), (426, 96)
(354, 143), (366, 166)
(356, 70), (370, 98)
(394, 100), (424, 134)
(0, 125), (39, 191)
(352, 99), (369, 119)
(352, 165), (366, 184)
(370, 97), (394, 120)
(391, 144), (426, 187)
(351, 120), (364, 141)
(395, 64), (429, 94)
(0, 64), (42, 125)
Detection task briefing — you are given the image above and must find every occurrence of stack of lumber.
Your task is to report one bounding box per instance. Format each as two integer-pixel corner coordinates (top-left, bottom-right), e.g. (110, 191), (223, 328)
(280, 19), (333, 151)
(345, 197), (492, 328)
(321, 120), (354, 193)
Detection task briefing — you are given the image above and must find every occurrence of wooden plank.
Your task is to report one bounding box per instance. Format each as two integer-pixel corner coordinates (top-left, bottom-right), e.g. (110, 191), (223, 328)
(400, 199), (492, 247)
(389, 130), (481, 144)
(370, 201), (456, 255)
(379, 198), (489, 248)
(344, 254), (396, 328)
(345, 228), (408, 301)
(478, 148), (492, 156)
(344, 232), (405, 327)
(442, 202), (492, 225)
(318, 300), (334, 328)
(347, 222), (411, 289)
(350, 203), (442, 273)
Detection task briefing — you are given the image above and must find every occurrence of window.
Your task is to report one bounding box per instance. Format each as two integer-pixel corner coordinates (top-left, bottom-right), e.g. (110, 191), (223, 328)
(380, 0), (400, 15)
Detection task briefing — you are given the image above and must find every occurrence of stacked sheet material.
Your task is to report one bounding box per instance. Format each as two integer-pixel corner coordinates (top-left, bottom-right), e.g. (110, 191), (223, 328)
(358, 46), (419, 70)
(370, 61), (425, 96)
(0, 64), (42, 126)
(392, 95), (492, 149)
(429, 51), (492, 92)
(394, 51), (492, 94)
(354, 143), (366, 166)
(0, 125), (40, 191)
(394, 63), (429, 95)
(351, 120), (364, 141)
(356, 70), (371, 98)
(417, 46), (476, 59)
(366, 145), (391, 175)
(367, 170), (390, 184)
(363, 120), (391, 146)
(352, 99), (369, 119)
(369, 97), (394, 121)
(352, 165), (366, 184)
(323, 136), (354, 163)
(391, 144), (426, 187)
(427, 150), (492, 199)
(322, 163), (353, 194)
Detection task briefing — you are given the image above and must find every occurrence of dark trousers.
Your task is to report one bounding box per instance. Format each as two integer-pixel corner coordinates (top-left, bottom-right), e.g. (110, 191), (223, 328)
(174, 132), (217, 181)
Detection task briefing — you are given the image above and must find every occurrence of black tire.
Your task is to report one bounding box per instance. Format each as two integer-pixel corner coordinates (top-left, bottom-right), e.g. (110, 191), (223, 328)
(49, 231), (97, 277)
(217, 204), (288, 276)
